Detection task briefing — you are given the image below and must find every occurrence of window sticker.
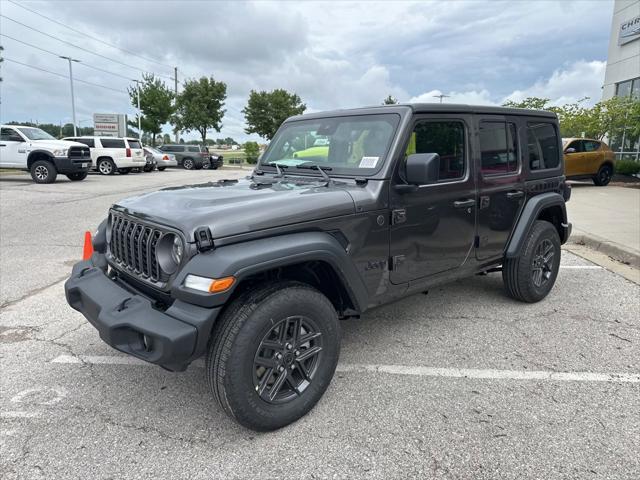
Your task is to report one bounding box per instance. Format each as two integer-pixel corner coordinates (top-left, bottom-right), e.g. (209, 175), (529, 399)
(359, 156), (379, 168)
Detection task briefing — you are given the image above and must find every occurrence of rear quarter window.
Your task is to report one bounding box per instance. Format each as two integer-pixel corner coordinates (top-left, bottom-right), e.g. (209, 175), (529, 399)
(187, 146), (200, 152)
(526, 122), (560, 171)
(100, 138), (126, 149)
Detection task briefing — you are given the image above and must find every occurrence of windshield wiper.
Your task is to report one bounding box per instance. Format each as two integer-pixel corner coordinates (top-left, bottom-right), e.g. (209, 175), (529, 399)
(295, 162), (333, 184)
(267, 162), (289, 178)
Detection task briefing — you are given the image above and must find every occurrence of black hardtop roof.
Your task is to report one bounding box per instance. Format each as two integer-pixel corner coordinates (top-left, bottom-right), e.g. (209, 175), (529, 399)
(287, 103), (557, 121)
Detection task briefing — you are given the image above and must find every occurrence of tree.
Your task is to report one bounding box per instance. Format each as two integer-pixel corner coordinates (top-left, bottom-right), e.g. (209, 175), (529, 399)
(383, 95), (398, 105)
(503, 97), (553, 110)
(174, 76), (227, 145)
(163, 133), (171, 144)
(128, 74), (174, 146)
(244, 141), (260, 164)
(243, 89), (306, 140)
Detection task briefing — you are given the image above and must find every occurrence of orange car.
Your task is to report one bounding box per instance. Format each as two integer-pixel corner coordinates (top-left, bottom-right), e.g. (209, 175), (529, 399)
(563, 138), (615, 186)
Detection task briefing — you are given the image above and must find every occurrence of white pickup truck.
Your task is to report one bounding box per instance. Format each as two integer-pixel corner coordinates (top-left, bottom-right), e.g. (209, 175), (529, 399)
(0, 125), (91, 183)
(62, 136), (146, 175)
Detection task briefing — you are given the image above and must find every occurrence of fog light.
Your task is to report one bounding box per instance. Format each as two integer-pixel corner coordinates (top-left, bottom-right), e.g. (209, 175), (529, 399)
(184, 274), (235, 293)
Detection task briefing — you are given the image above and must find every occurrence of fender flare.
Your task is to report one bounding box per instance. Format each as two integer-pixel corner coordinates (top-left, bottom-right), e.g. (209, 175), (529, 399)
(505, 192), (568, 258)
(27, 149), (55, 168)
(171, 232), (368, 311)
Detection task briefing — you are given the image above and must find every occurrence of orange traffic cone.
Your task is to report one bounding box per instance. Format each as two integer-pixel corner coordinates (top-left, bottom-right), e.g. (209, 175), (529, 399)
(82, 231), (94, 260)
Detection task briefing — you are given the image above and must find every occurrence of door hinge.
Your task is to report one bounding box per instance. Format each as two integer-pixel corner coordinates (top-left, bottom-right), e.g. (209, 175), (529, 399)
(390, 255), (405, 271)
(391, 209), (406, 225)
(194, 226), (214, 252)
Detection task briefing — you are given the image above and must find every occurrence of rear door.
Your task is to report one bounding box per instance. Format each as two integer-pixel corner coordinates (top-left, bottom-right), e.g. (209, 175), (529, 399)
(389, 115), (476, 284)
(583, 140), (604, 173)
(475, 116), (525, 260)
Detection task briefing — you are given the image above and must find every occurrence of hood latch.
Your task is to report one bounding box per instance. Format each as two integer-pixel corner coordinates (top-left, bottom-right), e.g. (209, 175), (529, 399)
(195, 227), (214, 252)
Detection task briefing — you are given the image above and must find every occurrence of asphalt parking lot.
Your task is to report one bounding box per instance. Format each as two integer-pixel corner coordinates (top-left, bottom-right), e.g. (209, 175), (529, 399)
(1, 169), (639, 479)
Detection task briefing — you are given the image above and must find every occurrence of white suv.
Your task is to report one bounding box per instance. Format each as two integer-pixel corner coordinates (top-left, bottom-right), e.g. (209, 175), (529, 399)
(63, 136), (146, 175)
(0, 125), (91, 183)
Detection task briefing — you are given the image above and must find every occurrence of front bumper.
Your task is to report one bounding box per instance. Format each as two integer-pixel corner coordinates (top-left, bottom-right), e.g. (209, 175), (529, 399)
(53, 156), (91, 174)
(64, 255), (221, 371)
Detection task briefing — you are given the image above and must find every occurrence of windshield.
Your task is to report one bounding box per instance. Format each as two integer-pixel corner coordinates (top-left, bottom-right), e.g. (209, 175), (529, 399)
(259, 114), (400, 175)
(17, 127), (56, 141)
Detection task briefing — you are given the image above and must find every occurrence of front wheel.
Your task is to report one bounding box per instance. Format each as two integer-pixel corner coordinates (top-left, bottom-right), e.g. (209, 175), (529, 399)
(206, 282), (340, 431)
(66, 172), (88, 181)
(30, 160), (57, 183)
(593, 164), (612, 186)
(183, 158), (194, 170)
(502, 220), (561, 303)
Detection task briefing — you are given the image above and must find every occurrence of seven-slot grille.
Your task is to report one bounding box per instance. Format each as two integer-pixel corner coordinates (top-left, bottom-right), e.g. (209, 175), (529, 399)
(109, 212), (163, 282)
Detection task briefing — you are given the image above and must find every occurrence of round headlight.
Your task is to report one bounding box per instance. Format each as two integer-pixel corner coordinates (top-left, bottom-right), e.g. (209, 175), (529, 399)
(171, 235), (183, 265)
(156, 233), (183, 275)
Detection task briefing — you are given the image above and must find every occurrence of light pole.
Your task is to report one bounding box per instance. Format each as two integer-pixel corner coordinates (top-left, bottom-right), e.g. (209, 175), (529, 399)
(60, 56), (80, 136)
(433, 94), (450, 104)
(134, 79), (142, 140)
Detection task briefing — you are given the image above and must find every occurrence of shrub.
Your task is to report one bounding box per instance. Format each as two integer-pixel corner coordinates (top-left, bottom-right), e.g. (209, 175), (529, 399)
(244, 141), (260, 164)
(615, 159), (640, 176)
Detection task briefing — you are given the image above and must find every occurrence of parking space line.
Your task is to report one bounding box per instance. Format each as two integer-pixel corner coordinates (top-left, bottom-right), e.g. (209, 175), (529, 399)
(559, 265), (603, 269)
(50, 355), (640, 384)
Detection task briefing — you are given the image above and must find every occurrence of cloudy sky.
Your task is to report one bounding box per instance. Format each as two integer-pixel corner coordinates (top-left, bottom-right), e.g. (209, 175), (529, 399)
(0, 0), (613, 142)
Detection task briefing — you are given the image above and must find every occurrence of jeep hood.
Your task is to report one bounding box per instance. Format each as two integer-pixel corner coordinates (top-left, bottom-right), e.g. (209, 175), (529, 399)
(113, 177), (356, 240)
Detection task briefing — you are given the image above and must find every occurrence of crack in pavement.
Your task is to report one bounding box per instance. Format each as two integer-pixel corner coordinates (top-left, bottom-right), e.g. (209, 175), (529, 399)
(0, 277), (68, 311)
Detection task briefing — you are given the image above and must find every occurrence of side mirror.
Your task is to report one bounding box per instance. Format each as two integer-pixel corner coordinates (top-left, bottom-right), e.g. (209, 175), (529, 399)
(565, 147), (576, 154)
(406, 153), (440, 185)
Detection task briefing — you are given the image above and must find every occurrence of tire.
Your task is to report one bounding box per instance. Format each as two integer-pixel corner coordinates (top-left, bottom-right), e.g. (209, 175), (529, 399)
(592, 164), (612, 186)
(502, 220), (561, 303)
(202, 160), (210, 169)
(158, 167), (166, 171)
(118, 168), (132, 175)
(195, 162), (203, 170)
(30, 160), (57, 184)
(98, 158), (116, 175)
(66, 172), (88, 181)
(206, 282), (340, 431)
(143, 165), (154, 172)
(183, 158), (194, 170)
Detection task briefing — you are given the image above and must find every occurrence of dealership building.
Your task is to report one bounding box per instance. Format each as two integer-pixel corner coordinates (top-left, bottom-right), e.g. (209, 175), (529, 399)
(602, 0), (640, 158)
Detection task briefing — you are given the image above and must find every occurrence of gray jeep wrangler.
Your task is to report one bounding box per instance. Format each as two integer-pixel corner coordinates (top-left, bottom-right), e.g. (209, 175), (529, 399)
(65, 104), (571, 431)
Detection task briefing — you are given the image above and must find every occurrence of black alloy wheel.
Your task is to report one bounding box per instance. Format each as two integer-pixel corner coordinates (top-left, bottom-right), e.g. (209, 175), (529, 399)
(253, 315), (323, 404)
(531, 238), (555, 288)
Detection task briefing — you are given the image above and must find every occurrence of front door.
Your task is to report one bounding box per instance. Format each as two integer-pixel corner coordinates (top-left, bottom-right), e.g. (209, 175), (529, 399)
(390, 116), (476, 284)
(475, 116), (525, 260)
(564, 140), (588, 176)
(0, 127), (27, 168)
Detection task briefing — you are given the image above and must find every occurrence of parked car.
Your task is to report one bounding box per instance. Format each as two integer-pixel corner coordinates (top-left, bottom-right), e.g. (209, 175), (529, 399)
(63, 136), (146, 175)
(143, 146), (178, 171)
(66, 104), (571, 431)
(204, 153), (223, 170)
(563, 138), (615, 186)
(1, 125), (91, 183)
(159, 144), (208, 170)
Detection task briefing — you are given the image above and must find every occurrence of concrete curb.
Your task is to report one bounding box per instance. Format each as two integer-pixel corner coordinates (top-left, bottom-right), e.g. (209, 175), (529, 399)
(568, 233), (640, 269)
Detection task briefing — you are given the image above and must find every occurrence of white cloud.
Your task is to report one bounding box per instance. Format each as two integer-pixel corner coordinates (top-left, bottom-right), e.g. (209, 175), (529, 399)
(408, 89), (495, 105)
(502, 60), (606, 106)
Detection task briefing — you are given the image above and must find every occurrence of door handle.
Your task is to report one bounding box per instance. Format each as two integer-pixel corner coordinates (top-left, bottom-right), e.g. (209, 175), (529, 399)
(453, 199), (475, 209)
(0, 144), (6, 147)
(506, 191), (524, 200)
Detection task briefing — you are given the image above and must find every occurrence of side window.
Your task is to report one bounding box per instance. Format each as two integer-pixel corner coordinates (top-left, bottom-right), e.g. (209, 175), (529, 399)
(566, 140), (583, 153)
(188, 146), (200, 152)
(100, 138), (126, 149)
(583, 141), (600, 152)
(527, 122), (560, 171)
(407, 120), (466, 181)
(75, 138), (95, 148)
(1, 128), (23, 142)
(479, 121), (518, 175)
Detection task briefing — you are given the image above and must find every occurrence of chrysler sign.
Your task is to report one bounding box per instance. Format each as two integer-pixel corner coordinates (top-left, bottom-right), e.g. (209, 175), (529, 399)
(618, 14), (640, 45)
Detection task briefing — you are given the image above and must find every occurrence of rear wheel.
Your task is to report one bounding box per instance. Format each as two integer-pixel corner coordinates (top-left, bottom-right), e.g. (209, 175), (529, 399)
(98, 158), (115, 175)
(183, 158), (194, 170)
(206, 282), (340, 431)
(30, 160), (57, 184)
(66, 172), (88, 181)
(502, 220), (561, 303)
(592, 164), (612, 186)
